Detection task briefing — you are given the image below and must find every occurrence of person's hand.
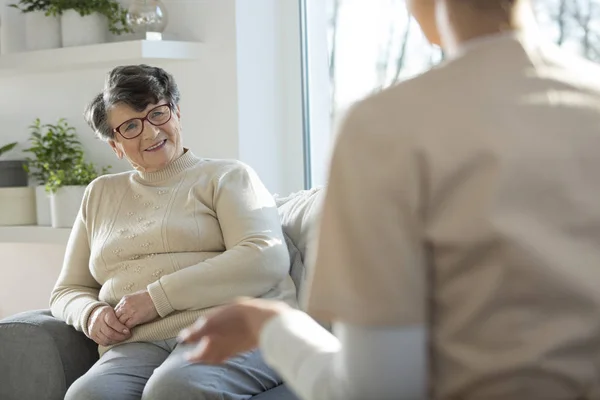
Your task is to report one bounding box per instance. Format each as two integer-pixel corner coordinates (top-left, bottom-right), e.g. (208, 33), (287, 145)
(87, 305), (132, 346)
(114, 290), (159, 329)
(178, 298), (291, 364)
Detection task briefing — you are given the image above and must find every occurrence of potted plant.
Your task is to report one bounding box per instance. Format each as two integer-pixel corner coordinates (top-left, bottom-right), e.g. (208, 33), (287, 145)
(10, 0), (61, 51)
(0, 142), (36, 226)
(46, 157), (111, 228)
(48, 0), (131, 47)
(23, 118), (83, 226)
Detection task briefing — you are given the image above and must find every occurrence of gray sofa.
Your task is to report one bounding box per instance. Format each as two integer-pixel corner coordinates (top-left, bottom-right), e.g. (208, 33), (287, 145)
(0, 188), (324, 400)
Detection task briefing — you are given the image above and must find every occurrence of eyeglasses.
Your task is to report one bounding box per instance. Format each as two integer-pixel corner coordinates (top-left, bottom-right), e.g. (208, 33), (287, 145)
(113, 104), (173, 140)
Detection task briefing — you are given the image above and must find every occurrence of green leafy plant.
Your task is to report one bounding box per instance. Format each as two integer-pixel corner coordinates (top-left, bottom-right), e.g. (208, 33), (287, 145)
(45, 158), (111, 194)
(23, 118), (84, 185)
(47, 0), (132, 35)
(9, 0), (53, 14)
(10, 0), (131, 35)
(0, 142), (18, 158)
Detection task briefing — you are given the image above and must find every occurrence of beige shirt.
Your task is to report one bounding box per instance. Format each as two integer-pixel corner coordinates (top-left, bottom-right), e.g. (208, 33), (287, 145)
(50, 151), (297, 355)
(306, 31), (600, 399)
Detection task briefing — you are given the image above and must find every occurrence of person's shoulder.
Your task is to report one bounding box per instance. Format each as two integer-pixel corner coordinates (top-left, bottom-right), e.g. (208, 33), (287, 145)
(347, 58), (455, 123)
(193, 159), (265, 194)
(337, 68), (441, 146)
(196, 158), (255, 178)
(332, 65), (459, 167)
(86, 171), (134, 194)
(540, 42), (600, 92)
(358, 69), (437, 106)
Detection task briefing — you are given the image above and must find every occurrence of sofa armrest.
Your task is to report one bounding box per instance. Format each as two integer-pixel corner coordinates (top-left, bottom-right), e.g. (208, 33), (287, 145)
(0, 309), (98, 400)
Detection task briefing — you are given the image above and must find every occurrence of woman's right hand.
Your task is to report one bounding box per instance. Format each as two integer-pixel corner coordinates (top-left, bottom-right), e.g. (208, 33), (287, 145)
(88, 306), (132, 346)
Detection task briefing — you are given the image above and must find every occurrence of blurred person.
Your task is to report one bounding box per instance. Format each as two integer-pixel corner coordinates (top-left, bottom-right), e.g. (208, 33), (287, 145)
(180, 0), (600, 399)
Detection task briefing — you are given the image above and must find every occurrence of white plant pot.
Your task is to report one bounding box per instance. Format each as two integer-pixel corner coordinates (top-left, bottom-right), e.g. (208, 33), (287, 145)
(61, 10), (107, 47)
(0, 187), (36, 226)
(25, 11), (61, 51)
(35, 185), (51, 226)
(50, 185), (86, 228)
(0, 4), (27, 55)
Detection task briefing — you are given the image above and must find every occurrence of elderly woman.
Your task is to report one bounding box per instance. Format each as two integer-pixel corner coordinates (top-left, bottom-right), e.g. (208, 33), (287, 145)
(50, 64), (297, 400)
(181, 0), (600, 399)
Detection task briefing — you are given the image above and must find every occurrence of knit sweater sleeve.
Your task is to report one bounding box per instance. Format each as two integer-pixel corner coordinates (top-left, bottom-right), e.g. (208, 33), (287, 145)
(49, 180), (108, 337)
(147, 162), (289, 317)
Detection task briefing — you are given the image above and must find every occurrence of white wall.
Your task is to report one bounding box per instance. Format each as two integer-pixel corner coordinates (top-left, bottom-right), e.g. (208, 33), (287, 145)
(0, 0), (304, 194)
(0, 0), (307, 317)
(0, 244), (64, 318)
(235, 0), (305, 195)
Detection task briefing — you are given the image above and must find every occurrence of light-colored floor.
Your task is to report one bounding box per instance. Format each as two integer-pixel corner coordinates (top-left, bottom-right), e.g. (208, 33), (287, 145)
(0, 243), (64, 319)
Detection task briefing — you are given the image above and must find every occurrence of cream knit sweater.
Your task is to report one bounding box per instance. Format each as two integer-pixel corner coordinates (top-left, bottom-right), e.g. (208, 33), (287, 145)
(50, 151), (297, 355)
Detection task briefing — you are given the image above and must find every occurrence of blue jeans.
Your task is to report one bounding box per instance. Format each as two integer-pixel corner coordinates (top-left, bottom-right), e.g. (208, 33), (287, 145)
(65, 338), (281, 400)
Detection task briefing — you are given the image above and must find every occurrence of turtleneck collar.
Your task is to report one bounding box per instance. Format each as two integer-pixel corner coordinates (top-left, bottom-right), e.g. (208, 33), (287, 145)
(136, 149), (201, 183)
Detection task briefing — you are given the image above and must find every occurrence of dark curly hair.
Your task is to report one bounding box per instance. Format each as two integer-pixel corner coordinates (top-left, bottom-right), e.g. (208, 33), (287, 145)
(85, 65), (181, 140)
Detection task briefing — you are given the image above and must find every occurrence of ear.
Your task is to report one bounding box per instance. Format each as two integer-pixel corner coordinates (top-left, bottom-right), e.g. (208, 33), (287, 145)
(175, 104), (181, 119)
(109, 139), (124, 159)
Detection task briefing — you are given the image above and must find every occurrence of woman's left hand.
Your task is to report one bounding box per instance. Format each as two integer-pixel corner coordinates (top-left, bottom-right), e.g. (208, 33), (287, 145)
(115, 290), (159, 329)
(178, 298), (291, 364)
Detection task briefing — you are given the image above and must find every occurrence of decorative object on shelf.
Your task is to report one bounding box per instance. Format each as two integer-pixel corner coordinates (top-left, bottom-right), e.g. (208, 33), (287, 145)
(46, 157), (111, 229)
(10, 0), (61, 50)
(23, 118), (83, 226)
(0, 142), (27, 187)
(0, 141), (35, 226)
(49, 0), (132, 47)
(126, 0), (168, 41)
(0, 3), (27, 55)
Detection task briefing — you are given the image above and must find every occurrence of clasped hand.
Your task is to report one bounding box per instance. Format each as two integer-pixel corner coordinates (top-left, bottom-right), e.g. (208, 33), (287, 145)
(88, 290), (159, 346)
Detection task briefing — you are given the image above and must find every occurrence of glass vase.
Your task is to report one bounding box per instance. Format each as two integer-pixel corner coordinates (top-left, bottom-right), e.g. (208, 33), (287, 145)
(126, 0), (169, 39)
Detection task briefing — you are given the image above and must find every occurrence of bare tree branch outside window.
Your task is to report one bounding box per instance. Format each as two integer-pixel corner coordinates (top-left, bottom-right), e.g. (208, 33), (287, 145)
(325, 0), (600, 123)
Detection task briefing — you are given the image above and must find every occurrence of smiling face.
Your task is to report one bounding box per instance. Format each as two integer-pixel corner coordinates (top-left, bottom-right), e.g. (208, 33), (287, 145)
(107, 101), (184, 173)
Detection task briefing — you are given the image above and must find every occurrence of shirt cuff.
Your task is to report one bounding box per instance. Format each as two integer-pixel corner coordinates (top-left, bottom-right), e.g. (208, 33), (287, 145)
(259, 309), (341, 368)
(147, 280), (175, 317)
(80, 301), (109, 338)
(259, 309), (341, 400)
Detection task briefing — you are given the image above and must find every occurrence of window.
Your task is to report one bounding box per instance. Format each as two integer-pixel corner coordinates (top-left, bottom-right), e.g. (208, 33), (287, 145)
(535, 0), (600, 62)
(300, 0), (600, 188)
(327, 1), (441, 126)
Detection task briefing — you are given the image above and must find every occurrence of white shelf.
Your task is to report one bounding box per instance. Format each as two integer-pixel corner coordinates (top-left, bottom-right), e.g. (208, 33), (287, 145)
(0, 226), (71, 245)
(0, 40), (204, 75)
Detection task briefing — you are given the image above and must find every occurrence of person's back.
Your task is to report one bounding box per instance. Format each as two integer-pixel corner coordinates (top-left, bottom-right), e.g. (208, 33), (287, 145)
(380, 31), (600, 398)
(178, 1), (600, 399)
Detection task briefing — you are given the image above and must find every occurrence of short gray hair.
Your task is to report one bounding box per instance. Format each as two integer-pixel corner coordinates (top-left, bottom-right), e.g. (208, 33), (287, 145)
(85, 65), (181, 140)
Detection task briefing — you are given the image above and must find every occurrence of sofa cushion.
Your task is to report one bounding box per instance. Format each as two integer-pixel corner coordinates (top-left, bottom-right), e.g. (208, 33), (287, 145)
(283, 233), (305, 296)
(276, 187), (324, 262)
(0, 310), (98, 400)
(276, 187), (324, 299)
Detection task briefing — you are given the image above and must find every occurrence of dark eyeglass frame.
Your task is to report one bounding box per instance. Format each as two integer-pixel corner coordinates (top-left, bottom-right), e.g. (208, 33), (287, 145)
(112, 103), (173, 140)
